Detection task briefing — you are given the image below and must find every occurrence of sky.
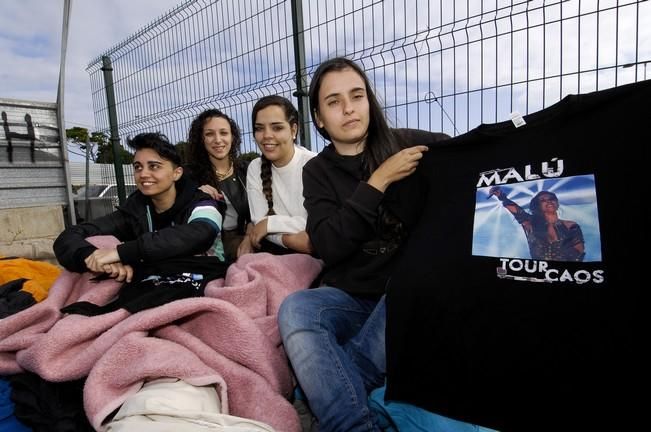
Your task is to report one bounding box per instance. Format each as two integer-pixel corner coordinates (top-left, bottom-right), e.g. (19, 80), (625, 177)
(1, 0), (648, 160)
(0, 0), (181, 137)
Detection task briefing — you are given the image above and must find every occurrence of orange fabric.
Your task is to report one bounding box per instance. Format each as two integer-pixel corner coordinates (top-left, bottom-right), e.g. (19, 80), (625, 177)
(0, 257), (61, 302)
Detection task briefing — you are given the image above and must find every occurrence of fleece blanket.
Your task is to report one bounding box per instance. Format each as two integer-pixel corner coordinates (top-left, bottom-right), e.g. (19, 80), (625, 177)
(0, 257), (61, 302)
(0, 236), (323, 432)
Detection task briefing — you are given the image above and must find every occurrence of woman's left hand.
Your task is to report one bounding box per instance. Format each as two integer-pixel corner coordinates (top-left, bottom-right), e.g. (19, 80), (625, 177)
(102, 262), (134, 283)
(282, 231), (313, 254)
(368, 145), (429, 192)
(84, 247), (121, 273)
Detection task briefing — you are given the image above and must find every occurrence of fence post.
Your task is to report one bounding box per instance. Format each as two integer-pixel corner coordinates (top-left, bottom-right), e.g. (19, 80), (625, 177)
(84, 135), (91, 221)
(57, 0), (76, 225)
(101, 55), (126, 205)
(290, 0), (311, 150)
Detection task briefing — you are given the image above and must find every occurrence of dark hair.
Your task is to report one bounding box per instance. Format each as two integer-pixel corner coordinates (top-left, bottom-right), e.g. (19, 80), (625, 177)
(308, 57), (403, 174)
(127, 132), (181, 167)
(251, 95), (299, 216)
(529, 191), (559, 215)
(185, 109), (242, 187)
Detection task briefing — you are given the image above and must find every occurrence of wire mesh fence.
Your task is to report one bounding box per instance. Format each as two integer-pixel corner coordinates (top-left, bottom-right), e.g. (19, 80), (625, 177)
(87, 0), (650, 159)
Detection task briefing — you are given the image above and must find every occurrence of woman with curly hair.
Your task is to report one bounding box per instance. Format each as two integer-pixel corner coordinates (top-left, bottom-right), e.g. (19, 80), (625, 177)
(185, 109), (251, 261)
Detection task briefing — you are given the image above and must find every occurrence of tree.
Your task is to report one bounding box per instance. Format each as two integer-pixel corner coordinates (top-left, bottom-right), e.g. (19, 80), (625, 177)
(66, 126), (98, 161)
(66, 127), (133, 164)
(95, 138), (133, 164)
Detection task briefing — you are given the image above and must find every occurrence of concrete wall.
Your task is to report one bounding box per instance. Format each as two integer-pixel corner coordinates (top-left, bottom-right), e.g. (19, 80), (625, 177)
(0, 206), (64, 264)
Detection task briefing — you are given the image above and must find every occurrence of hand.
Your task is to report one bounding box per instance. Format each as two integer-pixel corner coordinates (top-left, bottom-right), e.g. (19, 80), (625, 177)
(367, 145), (429, 192)
(488, 186), (505, 201)
(101, 262), (134, 283)
(249, 218), (269, 249)
(85, 248), (120, 273)
(282, 231), (313, 254)
(237, 235), (255, 257)
(199, 184), (224, 201)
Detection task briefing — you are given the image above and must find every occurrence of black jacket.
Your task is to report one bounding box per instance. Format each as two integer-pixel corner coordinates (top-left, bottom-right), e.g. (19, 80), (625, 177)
(219, 160), (251, 234)
(54, 175), (223, 273)
(185, 160), (251, 234)
(303, 128), (449, 296)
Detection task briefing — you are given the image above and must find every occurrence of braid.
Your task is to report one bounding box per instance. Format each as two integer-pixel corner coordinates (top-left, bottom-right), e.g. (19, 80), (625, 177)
(260, 155), (275, 216)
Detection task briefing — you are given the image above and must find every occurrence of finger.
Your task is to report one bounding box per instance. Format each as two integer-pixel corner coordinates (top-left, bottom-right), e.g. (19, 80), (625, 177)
(125, 265), (134, 283)
(115, 266), (127, 282)
(86, 256), (100, 272)
(200, 185), (219, 200)
(84, 254), (95, 268)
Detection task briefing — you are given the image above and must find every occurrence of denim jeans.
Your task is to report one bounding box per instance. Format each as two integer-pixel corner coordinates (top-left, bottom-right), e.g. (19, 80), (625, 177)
(278, 287), (386, 432)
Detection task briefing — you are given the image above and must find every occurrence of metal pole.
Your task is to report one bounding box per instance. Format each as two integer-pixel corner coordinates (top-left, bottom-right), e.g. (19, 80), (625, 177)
(57, 0), (76, 225)
(101, 55), (126, 205)
(290, 0), (311, 150)
(84, 135), (91, 221)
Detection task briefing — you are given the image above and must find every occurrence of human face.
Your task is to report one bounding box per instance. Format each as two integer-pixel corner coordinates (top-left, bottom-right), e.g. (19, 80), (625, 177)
(132, 148), (182, 201)
(253, 105), (297, 167)
(537, 193), (559, 213)
(203, 116), (233, 163)
(314, 67), (370, 153)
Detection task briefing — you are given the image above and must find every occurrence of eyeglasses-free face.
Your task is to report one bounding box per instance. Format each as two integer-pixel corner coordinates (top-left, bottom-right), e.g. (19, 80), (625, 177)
(253, 105), (297, 168)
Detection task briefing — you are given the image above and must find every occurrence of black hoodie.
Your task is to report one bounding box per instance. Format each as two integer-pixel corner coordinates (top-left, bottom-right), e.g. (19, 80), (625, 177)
(54, 175), (225, 273)
(302, 128), (449, 296)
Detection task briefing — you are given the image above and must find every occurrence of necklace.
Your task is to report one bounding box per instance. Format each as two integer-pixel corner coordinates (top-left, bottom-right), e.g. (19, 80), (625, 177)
(215, 163), (233, 180)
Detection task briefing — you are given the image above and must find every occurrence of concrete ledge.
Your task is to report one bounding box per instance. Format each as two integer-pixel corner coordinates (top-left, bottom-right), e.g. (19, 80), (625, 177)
(0, 206), (64, 265)
(0, 206), (65, 242)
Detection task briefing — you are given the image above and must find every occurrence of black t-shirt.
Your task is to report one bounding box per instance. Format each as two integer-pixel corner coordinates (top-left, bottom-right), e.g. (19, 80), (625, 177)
(385, 80), (648, 431)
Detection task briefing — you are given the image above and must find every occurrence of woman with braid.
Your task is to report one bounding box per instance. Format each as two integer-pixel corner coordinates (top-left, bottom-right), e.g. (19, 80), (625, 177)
(241, 95), (316, 255)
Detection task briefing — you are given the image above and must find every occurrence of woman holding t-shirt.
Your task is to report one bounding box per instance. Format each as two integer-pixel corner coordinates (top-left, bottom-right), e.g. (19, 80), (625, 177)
(278, 57), (449, 431)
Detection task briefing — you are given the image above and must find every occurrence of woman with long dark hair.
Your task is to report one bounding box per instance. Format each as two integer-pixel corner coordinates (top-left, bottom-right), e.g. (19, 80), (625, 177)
(185, 109), (251, 261)
(278, 57), (449, 431)
(241, 95), (316, 255)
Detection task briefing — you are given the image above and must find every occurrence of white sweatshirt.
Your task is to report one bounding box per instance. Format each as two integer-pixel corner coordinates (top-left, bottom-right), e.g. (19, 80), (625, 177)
(246, 145), (316, 248)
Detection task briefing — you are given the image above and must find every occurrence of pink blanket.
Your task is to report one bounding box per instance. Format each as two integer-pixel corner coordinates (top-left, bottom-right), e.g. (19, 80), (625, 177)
(0, 236), (323, 431)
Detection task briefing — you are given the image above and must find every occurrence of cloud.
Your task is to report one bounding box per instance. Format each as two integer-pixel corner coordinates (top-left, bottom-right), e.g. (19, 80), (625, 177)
(0, 0), (180, 133)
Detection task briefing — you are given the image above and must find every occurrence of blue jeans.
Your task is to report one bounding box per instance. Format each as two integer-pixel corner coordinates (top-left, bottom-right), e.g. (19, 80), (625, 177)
(278, 287), (386, 432)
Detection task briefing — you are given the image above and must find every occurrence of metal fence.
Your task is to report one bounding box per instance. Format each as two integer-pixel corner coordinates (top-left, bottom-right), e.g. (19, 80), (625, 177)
(87, 0), (651, 158)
